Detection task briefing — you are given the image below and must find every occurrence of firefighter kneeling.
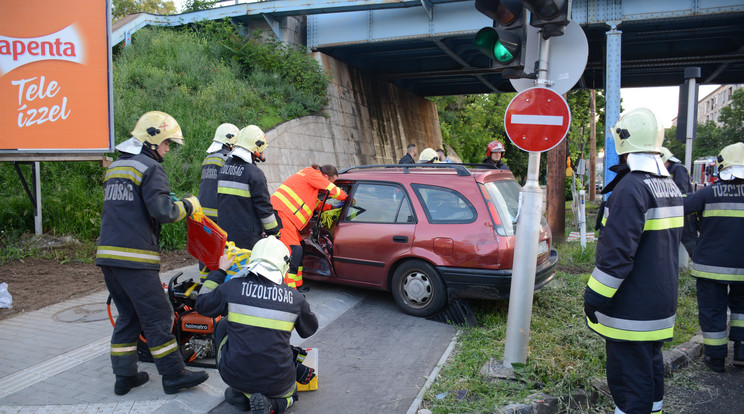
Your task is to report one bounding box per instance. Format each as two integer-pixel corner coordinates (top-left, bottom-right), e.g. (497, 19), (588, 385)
(195, 236), (318, 413)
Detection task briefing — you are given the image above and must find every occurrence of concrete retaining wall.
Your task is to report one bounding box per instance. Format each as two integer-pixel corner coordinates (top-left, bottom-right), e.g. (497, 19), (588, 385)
(261, 52), (443, 193)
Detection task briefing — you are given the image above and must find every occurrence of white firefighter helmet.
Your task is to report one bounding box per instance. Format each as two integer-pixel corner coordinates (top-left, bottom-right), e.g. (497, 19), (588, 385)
(717, 142), (744, 181)
(660, 147), (680, 164)
(417, 147), (439, 163)
(207, 123), (240, 153)
(611, 108), (663, 155)
(131, 111), (184, 147)
(246, 236), (290, 285)
(235, 125), (267, 154)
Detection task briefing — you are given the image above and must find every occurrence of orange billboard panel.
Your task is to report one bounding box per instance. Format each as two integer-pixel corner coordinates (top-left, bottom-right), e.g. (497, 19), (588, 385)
(0, 0), (113, 152)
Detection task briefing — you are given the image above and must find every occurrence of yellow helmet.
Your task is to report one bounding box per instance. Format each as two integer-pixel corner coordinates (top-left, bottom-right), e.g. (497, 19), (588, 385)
(246, 236), (290, 284)
(235, 125), (267, 154)
(717, 142), (744, 177)
(213, 123), (240, 146)
(611, 108), (663, 155)
(131, 111), (184, 147)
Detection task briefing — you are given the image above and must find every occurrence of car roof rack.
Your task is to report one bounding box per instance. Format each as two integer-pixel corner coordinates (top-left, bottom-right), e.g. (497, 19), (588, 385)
(339, 163), (499, 177)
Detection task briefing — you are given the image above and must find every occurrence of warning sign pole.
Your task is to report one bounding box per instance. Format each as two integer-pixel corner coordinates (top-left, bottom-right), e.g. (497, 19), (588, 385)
(502, 36), (552, 369)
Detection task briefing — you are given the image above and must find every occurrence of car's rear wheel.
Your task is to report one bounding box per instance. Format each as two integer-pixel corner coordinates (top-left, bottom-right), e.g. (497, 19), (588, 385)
(391, 260), (447, 317)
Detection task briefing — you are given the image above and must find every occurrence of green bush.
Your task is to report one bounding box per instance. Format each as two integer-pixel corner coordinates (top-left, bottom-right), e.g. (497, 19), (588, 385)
(1, 22), (328, 252)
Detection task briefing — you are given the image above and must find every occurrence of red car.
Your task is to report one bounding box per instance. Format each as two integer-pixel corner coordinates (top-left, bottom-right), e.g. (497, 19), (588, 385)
(301, 164), (558, 317)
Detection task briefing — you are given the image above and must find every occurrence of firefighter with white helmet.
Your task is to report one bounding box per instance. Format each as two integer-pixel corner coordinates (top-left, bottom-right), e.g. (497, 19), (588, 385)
(482, 139), (509, 170)
(417, 147), (440, 163)
(661, 146), (697, 256)
(196, 123), (239, 277)
(196, 236), (319, 413)
(584, 108), (683, 413)
(96, 111), (209, 396)
(684, 142), (744, 372)
(217, 125), (281, 251)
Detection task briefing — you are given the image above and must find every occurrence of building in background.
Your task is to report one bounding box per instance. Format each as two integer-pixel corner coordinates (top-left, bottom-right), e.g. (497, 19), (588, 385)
(697, 84), (744, 125)
(673, 84), (744, 127)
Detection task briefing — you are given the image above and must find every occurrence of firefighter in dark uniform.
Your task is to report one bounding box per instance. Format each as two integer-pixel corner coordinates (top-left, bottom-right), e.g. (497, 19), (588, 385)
(481, 139), (510, 170)
(197, 123), (239, 278)
(584, 108), (683, 414)
(684, 142), (744, 372)
(96, 111), (209, 396)
(661, 146), (698, 256)
(196, 236), (319, 413)
(217, 125), (281, 250)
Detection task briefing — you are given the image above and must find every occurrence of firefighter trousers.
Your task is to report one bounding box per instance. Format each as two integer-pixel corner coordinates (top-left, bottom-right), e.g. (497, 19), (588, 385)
(214, 319), (295, 413)
(277, 210), (303, 288)
(606, 340), (664, 414)
(697, 278), (744, 358)
(102, 266), (185, 376)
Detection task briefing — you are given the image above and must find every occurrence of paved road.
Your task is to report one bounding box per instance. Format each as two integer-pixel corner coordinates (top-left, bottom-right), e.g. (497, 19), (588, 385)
(0, 264), (456, 413)
(664, 340), (744, 414)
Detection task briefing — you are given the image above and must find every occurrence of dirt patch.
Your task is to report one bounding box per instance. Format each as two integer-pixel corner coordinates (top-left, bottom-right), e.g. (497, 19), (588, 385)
(0, 249), (197, 321)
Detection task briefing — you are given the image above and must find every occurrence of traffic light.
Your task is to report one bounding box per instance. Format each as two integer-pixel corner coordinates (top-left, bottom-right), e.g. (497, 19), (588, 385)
(473, 0), (527, 79)
(522, 0), (571, 39)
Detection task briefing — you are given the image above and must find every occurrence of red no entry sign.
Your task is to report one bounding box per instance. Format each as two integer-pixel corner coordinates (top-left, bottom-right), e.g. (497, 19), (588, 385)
(504, 87), (571, 152)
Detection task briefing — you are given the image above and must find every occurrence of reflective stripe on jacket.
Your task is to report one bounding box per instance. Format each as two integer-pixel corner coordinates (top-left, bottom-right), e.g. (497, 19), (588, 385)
(195, 272), (318, 396)
(271, 167), (347, 231)
(684, 179), (744, 283)
(198, 147), (229, 220)
(217, 157), (279, 249)
(585, 171), (683, 342)
(96, 151), (188, 270)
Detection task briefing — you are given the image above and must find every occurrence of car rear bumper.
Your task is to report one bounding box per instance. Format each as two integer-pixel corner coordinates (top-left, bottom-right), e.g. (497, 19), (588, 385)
(438, 249), (558, 300)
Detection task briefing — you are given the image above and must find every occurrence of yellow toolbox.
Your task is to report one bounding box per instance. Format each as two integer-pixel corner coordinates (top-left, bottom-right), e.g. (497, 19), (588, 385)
(296, 348), (318, 392)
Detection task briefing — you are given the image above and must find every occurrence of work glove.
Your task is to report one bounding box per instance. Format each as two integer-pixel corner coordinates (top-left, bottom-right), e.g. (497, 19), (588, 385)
(292, 346), (308, 363)
(264, 224), (281, 239)
(169, 192), (179, 202)
(296, 363), (316, 385)
(583, 301), (598, 324)
(335, 201), (345, 209)
(183, 196), (201, 216)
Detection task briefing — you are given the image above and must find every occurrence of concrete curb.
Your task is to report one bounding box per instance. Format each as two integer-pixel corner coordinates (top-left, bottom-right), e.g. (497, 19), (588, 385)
(479, 335), (704, 414)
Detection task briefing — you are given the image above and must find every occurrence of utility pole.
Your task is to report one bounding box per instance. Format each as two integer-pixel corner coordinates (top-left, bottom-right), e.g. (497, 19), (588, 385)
(589, 89), (597, 201)
(546, 131), (566, 244)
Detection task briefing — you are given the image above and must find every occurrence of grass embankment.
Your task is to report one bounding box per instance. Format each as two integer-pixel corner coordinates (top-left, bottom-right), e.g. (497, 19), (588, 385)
(0, 21), (328, 260)
(423, 200), (699, 413)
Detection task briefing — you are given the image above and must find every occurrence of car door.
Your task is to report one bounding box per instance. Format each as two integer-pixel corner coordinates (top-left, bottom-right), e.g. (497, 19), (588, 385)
(331, 182), (415, 287)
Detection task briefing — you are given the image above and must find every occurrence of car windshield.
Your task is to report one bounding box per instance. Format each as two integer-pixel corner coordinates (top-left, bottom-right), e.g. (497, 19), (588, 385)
(483, 180), (521, 236)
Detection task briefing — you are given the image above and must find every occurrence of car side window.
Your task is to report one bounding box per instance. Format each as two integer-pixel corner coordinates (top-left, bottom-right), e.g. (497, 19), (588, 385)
(345, 183), (414, 223)
(413, 184), (476, 224)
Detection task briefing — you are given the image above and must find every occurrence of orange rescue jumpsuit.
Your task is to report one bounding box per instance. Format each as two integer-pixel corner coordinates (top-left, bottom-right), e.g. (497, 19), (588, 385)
(271, 167), (347, 288)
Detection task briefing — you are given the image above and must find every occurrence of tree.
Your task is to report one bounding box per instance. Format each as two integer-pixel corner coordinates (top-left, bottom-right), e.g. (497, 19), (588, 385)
(719, 88), (744, 146)
(181, 0), (219, 13)
(112, 0), (176, 21)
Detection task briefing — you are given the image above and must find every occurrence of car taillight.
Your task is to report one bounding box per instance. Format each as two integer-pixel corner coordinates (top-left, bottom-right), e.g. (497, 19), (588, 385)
(479, 184), (507, 236)
(537, 240), (549, 256)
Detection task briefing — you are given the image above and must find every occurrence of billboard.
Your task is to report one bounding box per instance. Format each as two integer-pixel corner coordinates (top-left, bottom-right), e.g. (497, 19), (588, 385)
(0, 0), (113, 155)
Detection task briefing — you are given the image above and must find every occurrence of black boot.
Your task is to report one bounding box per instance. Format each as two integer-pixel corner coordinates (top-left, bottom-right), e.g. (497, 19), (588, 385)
(249, 393), (277, 414)
(224, 387), (250, 411)
(114, 372), (149, 395)
(734, 341), (744, 367)
(162, 369), (209, 394)
(704, 356), (725, 373)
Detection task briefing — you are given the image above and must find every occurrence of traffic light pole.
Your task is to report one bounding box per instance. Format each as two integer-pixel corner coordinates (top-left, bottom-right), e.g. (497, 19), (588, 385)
(502, 34), (551, 368)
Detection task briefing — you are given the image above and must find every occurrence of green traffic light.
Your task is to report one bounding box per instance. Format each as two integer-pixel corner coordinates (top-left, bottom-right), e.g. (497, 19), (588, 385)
(474, 27), (515, 63)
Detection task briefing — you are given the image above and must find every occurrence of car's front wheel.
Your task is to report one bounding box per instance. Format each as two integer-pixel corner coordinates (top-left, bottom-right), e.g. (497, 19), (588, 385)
(391, 260), (447, 317)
